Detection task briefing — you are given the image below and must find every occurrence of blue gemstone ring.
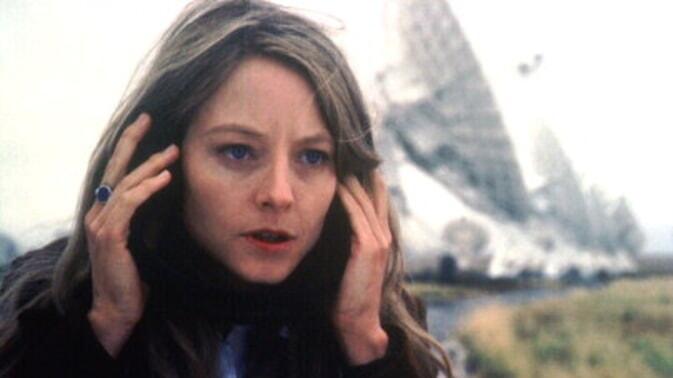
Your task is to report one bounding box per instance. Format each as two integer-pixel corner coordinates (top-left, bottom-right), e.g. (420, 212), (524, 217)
(94, 185), (113, 203)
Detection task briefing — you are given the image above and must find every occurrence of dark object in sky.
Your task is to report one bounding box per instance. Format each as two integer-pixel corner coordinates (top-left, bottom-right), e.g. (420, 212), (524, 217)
(518, 54), (544, 76)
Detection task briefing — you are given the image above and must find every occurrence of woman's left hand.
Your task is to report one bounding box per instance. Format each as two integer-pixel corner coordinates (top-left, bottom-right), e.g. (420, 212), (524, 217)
(334, 171), (392, 365)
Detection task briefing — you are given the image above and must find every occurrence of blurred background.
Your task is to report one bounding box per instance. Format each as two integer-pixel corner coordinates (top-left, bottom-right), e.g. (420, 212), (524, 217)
(1, 1), (672, 377)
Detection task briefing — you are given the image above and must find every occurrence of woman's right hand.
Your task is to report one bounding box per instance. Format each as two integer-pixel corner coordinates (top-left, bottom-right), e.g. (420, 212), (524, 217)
(84, 113), (179, 357)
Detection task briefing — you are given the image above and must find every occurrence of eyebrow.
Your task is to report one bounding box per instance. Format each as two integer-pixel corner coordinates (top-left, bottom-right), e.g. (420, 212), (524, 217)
(204, 123), (333, 145)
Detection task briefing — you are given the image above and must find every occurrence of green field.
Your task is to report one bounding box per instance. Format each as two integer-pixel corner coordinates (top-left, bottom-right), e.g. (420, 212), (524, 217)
(458, 278), (673, 378)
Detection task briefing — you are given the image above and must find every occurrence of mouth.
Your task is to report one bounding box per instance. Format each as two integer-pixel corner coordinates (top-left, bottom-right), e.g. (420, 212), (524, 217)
(243, 229), (296, 250)
(244, 228), (295, 243)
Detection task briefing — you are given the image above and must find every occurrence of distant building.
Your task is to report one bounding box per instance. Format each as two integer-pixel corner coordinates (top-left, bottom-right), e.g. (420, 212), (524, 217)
(0, 232), (18, 275)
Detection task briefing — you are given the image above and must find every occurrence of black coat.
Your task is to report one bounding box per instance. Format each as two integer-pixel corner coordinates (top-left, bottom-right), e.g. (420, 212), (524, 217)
(0, 239), (435, 377)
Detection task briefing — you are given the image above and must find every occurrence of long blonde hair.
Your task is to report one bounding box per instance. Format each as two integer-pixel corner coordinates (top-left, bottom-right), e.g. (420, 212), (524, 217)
(2, 1), (452, 376)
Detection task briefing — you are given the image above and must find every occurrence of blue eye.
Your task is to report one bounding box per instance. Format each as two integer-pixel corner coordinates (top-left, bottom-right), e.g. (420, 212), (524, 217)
(220, 144), (252, 160)
(301, 150), (329, 166)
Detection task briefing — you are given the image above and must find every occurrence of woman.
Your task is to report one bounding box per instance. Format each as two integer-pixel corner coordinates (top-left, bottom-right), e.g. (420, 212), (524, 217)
(0, 1), (452, 377)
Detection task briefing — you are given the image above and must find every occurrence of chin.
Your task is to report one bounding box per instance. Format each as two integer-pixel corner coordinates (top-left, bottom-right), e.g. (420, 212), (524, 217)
(247, 276), (286, 285)
(235, 267), (294, 285)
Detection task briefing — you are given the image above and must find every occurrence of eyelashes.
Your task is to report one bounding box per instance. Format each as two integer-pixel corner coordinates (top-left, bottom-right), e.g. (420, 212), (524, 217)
(216, 144), (331, 167)
(220, 144), (252, 160)
(299, 149), (330, 166)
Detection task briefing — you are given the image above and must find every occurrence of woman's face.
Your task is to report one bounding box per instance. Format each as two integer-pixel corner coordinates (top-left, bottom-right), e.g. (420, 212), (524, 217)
(182, 56), (337, 285)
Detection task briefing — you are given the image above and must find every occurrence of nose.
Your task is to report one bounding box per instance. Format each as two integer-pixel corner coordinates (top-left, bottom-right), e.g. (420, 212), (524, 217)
(255, 158), (294, 211)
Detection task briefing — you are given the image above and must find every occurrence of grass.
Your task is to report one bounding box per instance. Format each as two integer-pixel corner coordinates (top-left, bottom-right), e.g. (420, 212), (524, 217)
(458, 278), (673, 378)
(408, 282), (492, 301)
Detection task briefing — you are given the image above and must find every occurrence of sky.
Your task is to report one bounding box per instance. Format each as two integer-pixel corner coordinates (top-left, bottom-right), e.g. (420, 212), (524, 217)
(0, 0), (671, 253)
(449, 1), (673, 253)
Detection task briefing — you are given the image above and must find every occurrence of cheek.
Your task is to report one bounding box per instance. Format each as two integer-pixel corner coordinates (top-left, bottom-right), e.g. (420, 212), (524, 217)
(306, 179), (337, 222)
(183, 180), (242, 255)
(183, 164), (237, 227)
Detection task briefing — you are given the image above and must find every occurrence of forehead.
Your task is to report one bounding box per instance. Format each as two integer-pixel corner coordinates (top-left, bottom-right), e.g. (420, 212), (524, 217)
(189, 56), (329, 139)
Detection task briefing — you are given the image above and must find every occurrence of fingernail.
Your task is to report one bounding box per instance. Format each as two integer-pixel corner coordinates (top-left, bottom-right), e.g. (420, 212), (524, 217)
(164, 144), (177, 154)
(374, 171), (384, 183)
(138, 113), (149, 124)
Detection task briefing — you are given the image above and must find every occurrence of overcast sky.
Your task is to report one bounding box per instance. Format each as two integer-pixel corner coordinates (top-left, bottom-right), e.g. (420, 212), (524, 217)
(1, 0), (671, 252)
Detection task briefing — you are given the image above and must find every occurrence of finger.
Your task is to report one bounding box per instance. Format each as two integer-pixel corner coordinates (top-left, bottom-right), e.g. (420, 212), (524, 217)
(343, 176), (387, 245)
(85, 205), (104, 242)
(97, 170), (172, 238)
(87, 201), (105, 225)
(102, 113), (151, 186)
(115, 144), (179, 192)
(338, 183), (376, 254)
(87, 189), (114, 235)
(370, 171), (391, 239)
